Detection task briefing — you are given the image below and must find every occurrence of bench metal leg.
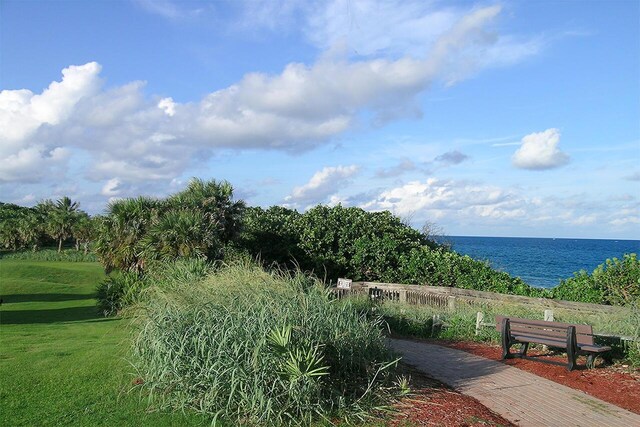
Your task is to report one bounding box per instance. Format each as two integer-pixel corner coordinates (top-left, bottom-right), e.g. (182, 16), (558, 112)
(501, 318), (512, 359)
(586, 354), (597, 369)
(566, 326), (578, 371)
(519, 342), (529, 357)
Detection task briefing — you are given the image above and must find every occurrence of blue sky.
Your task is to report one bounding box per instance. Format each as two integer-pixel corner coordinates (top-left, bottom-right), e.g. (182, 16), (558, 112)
(1, 0), (639, 239)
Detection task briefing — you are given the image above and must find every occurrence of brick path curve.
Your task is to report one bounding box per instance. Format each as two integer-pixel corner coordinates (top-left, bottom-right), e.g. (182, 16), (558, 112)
(389, 338), (640, 427)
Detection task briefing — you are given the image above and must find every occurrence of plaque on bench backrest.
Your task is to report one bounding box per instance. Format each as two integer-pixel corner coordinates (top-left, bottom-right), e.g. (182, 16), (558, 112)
(336, 278), (352, 289)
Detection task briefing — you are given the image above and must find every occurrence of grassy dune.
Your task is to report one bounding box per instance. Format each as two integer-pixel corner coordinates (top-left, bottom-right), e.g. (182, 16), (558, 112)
(0, 260), (207, 426)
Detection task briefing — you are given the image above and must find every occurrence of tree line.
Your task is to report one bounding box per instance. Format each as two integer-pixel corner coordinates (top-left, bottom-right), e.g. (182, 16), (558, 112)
(0, 198), (94, 254)
(2, 178), (637, 306)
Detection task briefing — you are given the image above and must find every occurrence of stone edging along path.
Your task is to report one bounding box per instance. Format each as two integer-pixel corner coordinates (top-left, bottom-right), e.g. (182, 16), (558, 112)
(389, 338), (640, 427)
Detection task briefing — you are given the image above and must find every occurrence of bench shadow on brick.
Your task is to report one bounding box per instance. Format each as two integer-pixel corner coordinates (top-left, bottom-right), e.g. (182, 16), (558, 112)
(495, 315), (612, 371)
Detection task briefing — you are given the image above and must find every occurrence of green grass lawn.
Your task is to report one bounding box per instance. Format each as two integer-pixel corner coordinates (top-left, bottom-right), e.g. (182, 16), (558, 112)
(0, 260), (208, 426)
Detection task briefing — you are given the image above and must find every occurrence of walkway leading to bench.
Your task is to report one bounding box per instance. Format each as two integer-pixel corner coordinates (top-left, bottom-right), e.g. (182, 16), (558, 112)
(389, 338), (640, 427)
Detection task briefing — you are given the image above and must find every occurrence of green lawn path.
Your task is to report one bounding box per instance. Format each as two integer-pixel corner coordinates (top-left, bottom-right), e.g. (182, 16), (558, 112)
(0, 260), (208, 426)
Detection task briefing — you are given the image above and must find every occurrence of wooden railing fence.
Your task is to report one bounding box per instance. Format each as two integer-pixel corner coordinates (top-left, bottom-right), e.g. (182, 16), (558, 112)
(331, 281), (627, 314)
(329, 281), (636, 343)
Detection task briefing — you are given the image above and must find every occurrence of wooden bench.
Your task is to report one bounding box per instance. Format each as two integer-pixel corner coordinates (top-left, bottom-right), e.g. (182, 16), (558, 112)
(495, 315), (611, 371)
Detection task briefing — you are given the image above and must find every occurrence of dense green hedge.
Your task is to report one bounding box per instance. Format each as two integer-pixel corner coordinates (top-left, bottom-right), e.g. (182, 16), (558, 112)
(552, 254), (640, 305)
(239, 205), (546, 297)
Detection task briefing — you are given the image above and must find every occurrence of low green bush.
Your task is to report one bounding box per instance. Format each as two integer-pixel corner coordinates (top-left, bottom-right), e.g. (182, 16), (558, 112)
(96, 258), (213, 316)
(552, 254), (640, 305)
(131, 263), (401, 425)
(96, 270), (145, 316)
(1, 248), (97, 262)
(396, 246), (548, 297)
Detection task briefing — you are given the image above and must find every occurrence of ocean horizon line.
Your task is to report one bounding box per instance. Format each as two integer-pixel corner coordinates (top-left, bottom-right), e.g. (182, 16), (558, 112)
(445, 235), (640, 243)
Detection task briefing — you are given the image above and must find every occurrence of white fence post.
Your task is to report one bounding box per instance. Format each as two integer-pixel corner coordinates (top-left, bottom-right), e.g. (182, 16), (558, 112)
(542, 309), (554, 351)
(431, 314), (440, 337)
(475, 311), (484, 336)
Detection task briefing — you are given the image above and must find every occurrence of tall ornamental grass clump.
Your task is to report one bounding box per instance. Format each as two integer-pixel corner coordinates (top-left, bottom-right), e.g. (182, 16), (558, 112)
(131, 264), (399, 426)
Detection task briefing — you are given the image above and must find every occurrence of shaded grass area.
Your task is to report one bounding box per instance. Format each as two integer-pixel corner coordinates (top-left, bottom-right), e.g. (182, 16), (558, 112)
(0, 260), (208, 426)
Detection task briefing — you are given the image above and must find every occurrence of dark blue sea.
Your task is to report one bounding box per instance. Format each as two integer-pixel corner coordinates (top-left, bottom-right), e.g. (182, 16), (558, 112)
(446, 236), (640, 288)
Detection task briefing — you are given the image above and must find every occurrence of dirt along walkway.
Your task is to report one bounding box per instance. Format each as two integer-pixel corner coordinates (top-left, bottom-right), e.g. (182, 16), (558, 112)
(389, 338), (640, 427)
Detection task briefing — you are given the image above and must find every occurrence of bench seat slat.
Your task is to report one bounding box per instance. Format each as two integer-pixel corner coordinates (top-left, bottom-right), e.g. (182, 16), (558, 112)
(510, 327), (595, 345)
(510, 325), (567, 338)
(510, 334), (611, 353)
(511, 334), (566, 347)
(578, 345), (611, 353)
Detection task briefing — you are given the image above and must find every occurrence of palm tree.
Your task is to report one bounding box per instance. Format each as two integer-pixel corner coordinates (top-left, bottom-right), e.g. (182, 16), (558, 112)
(17, 210), (44, 251)
(168, 178), (246, 243)
(142, 209), (215, 261)
(47, 197), (80, 252)
(94, 180), (245, 273)
(0, 217), (20, 250)
(73, 214), (95, 254)
(94, 197), (161, 272)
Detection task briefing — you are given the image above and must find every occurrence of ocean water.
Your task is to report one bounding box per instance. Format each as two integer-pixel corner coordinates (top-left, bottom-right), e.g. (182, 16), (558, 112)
(446, 236), (640, 288)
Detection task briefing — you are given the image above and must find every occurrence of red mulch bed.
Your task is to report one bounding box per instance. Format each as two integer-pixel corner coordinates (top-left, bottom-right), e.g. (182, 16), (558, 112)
(424, 338), (640, 415)
(388, 363), (515, 426)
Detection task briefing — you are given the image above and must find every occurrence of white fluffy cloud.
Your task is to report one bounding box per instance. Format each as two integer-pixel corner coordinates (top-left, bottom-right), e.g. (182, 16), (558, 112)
(286, 165), (360, 205)
(0, 62), (101, 182)
(361, 178), (521, 220)
(0, 3), (540, 199)
(512, 128), (570, 170)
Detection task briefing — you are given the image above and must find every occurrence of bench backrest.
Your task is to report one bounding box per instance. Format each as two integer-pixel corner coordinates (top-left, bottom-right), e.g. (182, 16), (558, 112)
(495, 315), (595, 346)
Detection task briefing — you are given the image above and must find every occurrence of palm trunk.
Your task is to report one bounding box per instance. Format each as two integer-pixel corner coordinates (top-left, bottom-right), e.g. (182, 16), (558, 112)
(58, 237), (63, 253)
(83, 242), (88, 255)
(75, 239), (80, 251)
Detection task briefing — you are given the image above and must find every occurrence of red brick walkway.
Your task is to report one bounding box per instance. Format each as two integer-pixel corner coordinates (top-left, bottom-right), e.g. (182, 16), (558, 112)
(390, 338), (640, 427)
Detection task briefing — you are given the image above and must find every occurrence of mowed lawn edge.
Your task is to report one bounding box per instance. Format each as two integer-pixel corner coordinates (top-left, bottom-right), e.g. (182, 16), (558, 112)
(0, 260), (209, 427)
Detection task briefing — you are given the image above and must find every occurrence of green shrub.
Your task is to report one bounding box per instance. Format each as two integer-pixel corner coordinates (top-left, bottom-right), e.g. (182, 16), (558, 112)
(238, 206), (308, 269)
(131, 263), (399, 425)
(296, 206), (431, 281)
(96, 271), (145, 316)
(0, 248), (97, 262)
(96, 258), (213, 316)
(552, 254), (639, 305)
(238, 205), (548, 298)
(397, 246), (547, 297)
